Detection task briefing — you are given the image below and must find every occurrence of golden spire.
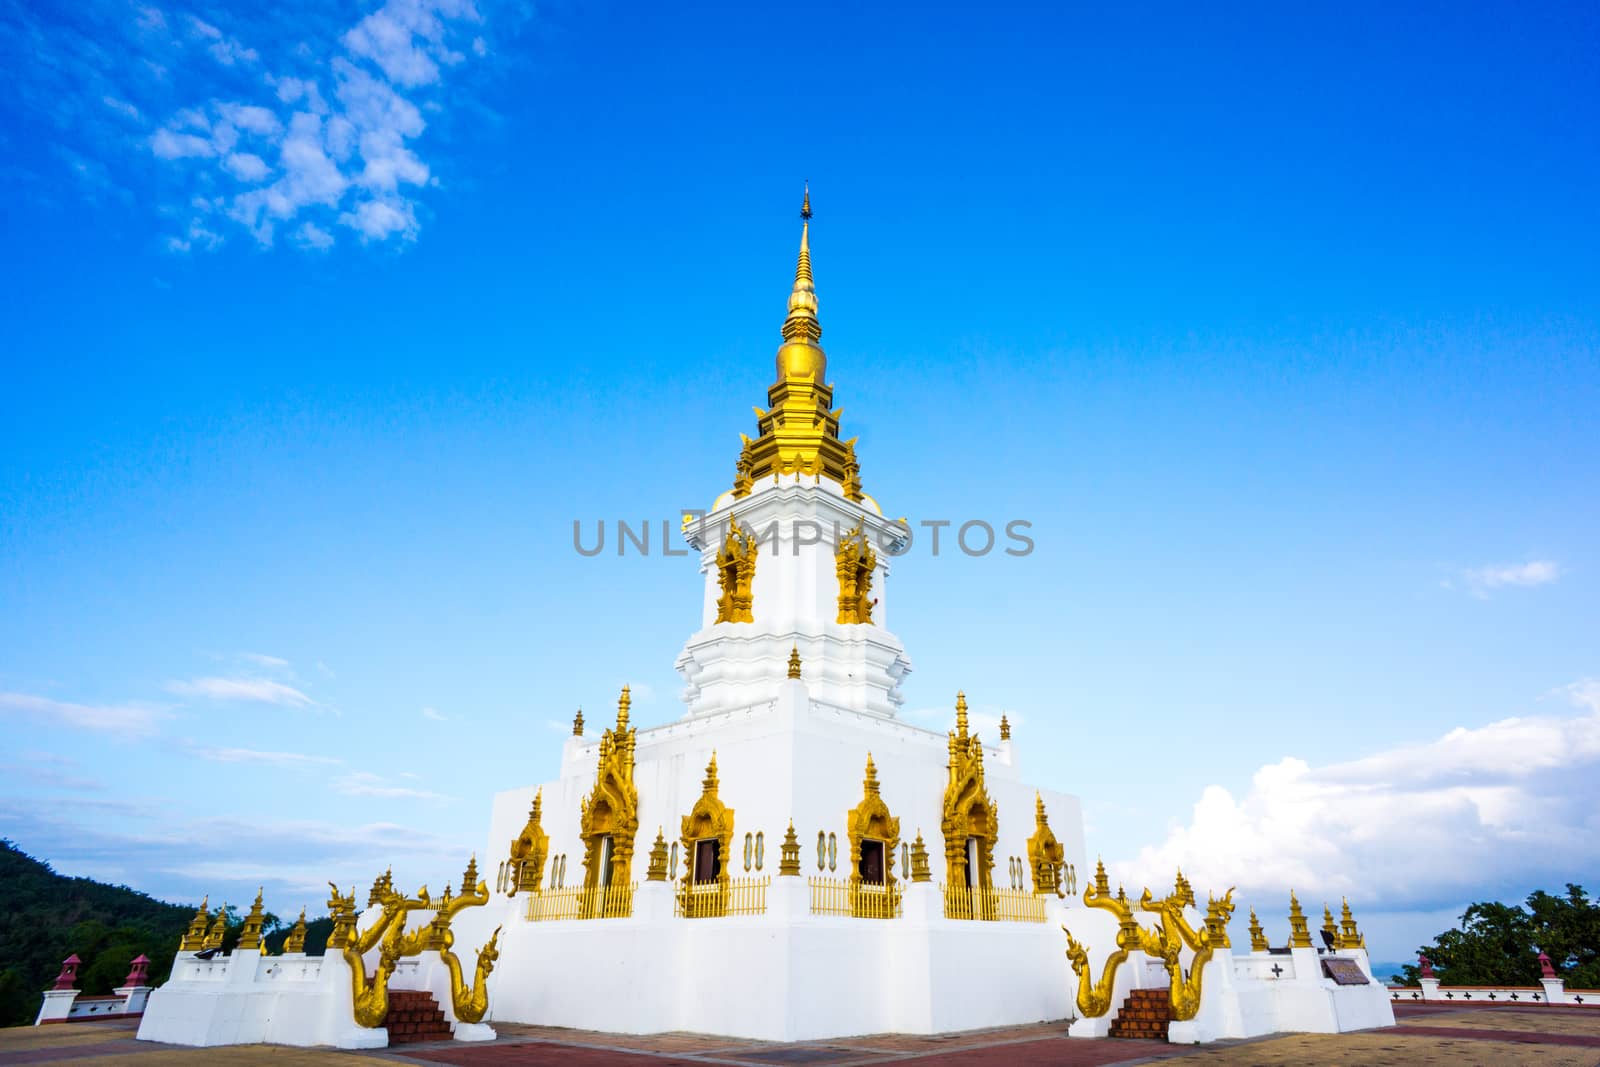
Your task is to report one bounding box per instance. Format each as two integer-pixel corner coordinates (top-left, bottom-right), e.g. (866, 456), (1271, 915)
(955, 691), (969, 737)
(779, 820), (802, 876)
(617, 686), (631, 731)
(703, 751), (719, 792)
(787, 644), (802, 679)
(778, 186), (823, 374)
(735, 186), (857, 491)
(863, 753), (880, 794)
(572, 707), (583, 736)
(999, 714), (1011, 741)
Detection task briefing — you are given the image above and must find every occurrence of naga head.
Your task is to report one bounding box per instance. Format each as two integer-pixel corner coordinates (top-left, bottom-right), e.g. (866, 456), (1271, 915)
(478, 927), (502, 975)
(1063, 929), (1089, 975)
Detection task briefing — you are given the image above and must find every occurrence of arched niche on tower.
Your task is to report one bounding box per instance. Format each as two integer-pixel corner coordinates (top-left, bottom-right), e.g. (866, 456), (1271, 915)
(680, 753), (735, 916)
(578, 688), (640, 912)
(942, 692), (998, 908)
(847, 754), (900, 904)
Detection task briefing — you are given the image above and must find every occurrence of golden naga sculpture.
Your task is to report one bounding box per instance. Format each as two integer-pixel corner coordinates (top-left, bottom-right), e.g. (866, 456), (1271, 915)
(715, 521), (758, 623)
(1026, 793), (1066, 896)
(1136, 877), (1237, 1022)
(578, 687), (640, 899)
(506, 789), (549, 896)
(438, 925), (501, 1024)
(337, 855), (500, 1029)
(942, 692), (998, 897)
(1063, 865), (1157, 1018)
(835, 522), (876, 624)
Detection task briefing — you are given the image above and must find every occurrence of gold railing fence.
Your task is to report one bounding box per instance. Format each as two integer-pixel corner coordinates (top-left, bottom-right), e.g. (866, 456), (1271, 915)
(808, 877), (902, 919)
(524, 882), (636, 921)
(675, 876), (769, 918)
(941, 884), (1047, 923)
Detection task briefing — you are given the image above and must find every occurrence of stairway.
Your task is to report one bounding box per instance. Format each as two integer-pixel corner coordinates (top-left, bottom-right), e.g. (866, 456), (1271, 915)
(384, 990), (453, 1044)
(1108, 987), (1172, 1040)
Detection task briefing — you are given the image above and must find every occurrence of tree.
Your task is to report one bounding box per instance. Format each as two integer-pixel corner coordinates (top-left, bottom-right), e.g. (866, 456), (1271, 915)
(1397, 884), (1600, 987)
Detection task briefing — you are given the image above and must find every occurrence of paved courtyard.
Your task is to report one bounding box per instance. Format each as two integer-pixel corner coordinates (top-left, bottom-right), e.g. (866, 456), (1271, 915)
(5, 1004), (1600, 1066)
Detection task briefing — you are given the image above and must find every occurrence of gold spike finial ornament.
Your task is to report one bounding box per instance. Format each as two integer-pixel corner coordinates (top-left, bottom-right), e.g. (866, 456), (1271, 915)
(787, 644), (802, 679)
(955, 691), (969, 737)
(703, 751), (719, 792)
(203, 903), (228, 951)
(1287, 890), (1314, 948)
(1093, 857), (1111, 897)
(237, 888), (267, 951)
(617, 686), (631, 731)
(180, 895), (210, 951)
(1248, 907), (1269, 952)
(1338, 897), (1365, 949)
(862, 753), (880, 794)
(284, 908), (308, 954)
(910, 830), (932, 882)
(999, 714), (1010, 741)
(646, 828), (669, 882)
(572, 707), (584, 736)
(779, 820), (802, 876)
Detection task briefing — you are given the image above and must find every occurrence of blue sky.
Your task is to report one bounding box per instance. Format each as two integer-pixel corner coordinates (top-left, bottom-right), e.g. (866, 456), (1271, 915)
(1, 0), (1597, 967)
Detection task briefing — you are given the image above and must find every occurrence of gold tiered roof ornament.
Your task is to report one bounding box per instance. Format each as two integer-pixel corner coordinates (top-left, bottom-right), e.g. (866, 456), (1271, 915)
(737, 186), (862, 496)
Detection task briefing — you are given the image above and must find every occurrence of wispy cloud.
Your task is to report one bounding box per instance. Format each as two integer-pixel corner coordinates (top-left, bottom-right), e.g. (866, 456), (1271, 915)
(186, 744), (340, 769)
(1113, 679), (1600, 913)
(0, 692), (168, 739)
(1453, 559), (1561, 599)
(331, 771), (450, 802)
(144, 0), (487, 250)
(238, 652), (289, 669)
(421, 706), (448, 721)
(166, 676), (317, 709)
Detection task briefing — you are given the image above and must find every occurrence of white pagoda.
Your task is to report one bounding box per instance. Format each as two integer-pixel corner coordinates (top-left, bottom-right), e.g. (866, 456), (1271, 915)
(134, 193), (1394, 1049)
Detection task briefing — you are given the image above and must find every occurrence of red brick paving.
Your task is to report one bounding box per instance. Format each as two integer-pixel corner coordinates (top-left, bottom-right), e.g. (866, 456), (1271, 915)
(1389, 1024), (1600, 1048)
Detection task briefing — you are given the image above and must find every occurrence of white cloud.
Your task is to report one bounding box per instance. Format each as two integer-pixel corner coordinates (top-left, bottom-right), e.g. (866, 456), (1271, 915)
(165, 676), (317, 708)
(1460, 559), (1561, 598)
(294, 221), (335, 250)
(102, 95), (141, 121)
(238, 652), (289, 669)
(421, 706), (448, 721)
(187, 745), (340, 769)
(0, 692), (168, 739)
(1114, 680), (1600, 914)
(331, 771), (450, 802)
(223, 152), (270, 181)
(145, 0), (486, 251)
(150, 128), (214, 160)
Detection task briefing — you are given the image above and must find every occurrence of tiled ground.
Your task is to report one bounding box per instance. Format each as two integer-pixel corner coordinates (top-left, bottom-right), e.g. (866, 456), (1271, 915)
(4, 1004), (1598, 1067)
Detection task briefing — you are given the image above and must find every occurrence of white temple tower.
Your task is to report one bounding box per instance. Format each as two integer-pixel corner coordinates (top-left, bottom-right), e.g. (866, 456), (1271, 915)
(473, 193), (1090, 1039)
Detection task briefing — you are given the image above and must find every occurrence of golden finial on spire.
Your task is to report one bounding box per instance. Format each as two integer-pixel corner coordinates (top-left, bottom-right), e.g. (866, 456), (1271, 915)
(572, 707), (584, 736)
(703, 751), (719, 791)
(779, 820), (801, 876)
(863, 753), (880, 793)
(999, 713), (1011, 741)
(617, 686), (631, 730)
(787, 644), (802, 679)
(778, 184), (823, 374)
(955, 691), (969, 737)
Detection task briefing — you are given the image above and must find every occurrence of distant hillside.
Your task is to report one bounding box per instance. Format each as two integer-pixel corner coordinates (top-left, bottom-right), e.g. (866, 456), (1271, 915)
(0, 839), (192, 1028)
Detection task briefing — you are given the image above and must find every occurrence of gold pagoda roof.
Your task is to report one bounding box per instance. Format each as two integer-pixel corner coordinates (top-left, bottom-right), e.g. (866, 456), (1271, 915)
(732, 187), (862, 502)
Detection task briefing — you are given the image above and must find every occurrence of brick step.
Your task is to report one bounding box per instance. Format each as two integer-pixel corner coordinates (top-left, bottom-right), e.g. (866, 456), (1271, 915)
(1109, 988), (1171, 1040)
(383, 990), (453, 1045)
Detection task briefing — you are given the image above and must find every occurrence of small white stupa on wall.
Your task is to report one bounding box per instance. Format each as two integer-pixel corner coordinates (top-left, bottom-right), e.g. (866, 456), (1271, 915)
(134, 191), (1394, 1049)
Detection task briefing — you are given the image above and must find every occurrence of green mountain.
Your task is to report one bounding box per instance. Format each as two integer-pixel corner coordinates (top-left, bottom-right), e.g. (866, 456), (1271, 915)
(0, 839), (192, 1028)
